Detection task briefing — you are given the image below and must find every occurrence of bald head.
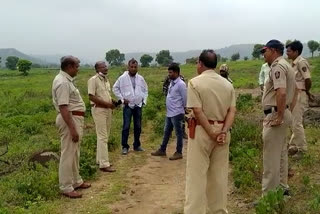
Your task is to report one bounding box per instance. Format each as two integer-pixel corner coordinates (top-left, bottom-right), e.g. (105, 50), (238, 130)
(198, 49), (217, 69)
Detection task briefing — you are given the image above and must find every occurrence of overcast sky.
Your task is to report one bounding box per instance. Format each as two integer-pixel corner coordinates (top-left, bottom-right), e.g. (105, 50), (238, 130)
(1, 0), (320, 61)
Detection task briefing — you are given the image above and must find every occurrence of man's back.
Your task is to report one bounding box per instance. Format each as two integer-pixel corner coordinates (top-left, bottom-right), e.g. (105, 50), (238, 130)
(188, 70), (236, 122)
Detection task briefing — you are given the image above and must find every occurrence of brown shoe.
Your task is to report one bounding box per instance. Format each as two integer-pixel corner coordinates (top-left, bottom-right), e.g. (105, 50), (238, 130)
(75, 182), (91, 190)
(62, 191), (82, 199)
(169, 152), (183, 160)
(151, 149), (166, 156)
(100, 166), (116, 172)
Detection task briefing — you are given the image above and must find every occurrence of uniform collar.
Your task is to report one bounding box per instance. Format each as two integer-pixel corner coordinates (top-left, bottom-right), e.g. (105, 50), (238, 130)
(60, 70), (74, 82)
(292, 55), (302, 66)
(202, 69), (217, 75)
(271, 56), (283, 68)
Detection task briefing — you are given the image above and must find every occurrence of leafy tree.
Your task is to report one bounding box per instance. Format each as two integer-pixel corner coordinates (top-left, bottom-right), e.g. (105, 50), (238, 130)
(307, 40), (319, 58)
(5, 56), (19, 70)
(221, 57), (228, 62)
(185, 57), (197, 64)
(244, 56), (249, 61)
(140, 54), (153, 67)
(231, 53), (240, 61)
(252, 44), (264, 59)
(155, 50), (173, 66)
(17, 59), (32, 76)
(105, 49), (125, 66)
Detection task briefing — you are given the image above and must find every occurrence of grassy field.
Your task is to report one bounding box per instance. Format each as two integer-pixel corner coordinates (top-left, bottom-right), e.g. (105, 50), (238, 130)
(0, 57), (319, 213)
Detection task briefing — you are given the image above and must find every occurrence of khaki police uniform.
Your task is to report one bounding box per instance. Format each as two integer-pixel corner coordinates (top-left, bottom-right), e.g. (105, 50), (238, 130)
(184, 70), (236, 214)
(289, 56), (311, 152)
(261, 56), (295, 194)
(52, 70), (86, 193)
(88, 73), (113, 168)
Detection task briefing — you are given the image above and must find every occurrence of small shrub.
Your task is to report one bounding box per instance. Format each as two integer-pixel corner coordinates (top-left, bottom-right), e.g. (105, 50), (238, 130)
(256, 188), (285, 214)
(236, 93), (255, 112)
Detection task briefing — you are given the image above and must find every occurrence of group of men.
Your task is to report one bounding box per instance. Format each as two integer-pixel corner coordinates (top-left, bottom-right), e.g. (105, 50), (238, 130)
(52, 57), (148, 198)
(259, 39), (312, 197)
(51, 39), (312, 213)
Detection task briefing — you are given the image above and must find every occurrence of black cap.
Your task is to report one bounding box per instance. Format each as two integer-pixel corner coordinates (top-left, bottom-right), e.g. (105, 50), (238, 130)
(260, 40), (284, 53)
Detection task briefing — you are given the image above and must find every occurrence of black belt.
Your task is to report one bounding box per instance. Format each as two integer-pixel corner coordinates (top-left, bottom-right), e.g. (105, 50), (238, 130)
(264, 106), (289, 115)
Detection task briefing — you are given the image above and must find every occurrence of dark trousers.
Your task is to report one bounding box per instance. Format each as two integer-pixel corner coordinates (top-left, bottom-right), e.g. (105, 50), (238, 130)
(121, 106), (142, 149)
(160, 114), (184, 154)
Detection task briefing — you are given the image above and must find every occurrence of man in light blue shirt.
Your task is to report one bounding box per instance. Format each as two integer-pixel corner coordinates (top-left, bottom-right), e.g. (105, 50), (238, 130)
(151, 63), (187, 160)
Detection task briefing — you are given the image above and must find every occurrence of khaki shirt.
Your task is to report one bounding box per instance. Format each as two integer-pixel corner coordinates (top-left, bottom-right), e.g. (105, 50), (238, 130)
(187, 70), (236, 121)
(88, 73), (112, 105)
(292, 56), (311, 90)
(262, 56), (296, 108)
(52, 70), (86, 112)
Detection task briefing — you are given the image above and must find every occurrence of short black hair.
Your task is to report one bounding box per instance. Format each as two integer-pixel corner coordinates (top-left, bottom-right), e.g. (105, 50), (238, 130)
(128, 58), (138, 65)
(94, 61), (105, 71)
(168, 63), (180, 74)
(199, 49), (217, 69)
(61, 56), (79, 71)
(286, 40), (303, 55)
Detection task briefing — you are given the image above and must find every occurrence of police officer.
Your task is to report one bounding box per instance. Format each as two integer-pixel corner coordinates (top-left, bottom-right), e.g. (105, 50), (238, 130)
(184, 50), (236, 214)
(52, 56), (91, 198)
(260, 40), (296, 195)
(286, 40), (313, 157)
(219, 63), (233, 84)
(88, 61), (116, 172)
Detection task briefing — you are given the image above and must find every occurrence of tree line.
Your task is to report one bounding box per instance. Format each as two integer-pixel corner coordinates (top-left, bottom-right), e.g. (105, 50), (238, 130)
(1, 39), (319, 71)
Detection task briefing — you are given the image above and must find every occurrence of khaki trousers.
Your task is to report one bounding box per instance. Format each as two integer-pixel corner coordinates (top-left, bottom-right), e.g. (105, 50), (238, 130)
(56, 114), (84, 193)
(184, 123), (229, 214)
(92, 107), (112, 168)
(289, 91), (308, 152)
(262, 109), (292, 195)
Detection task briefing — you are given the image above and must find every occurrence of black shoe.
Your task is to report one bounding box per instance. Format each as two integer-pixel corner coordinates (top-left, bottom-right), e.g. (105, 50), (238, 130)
(134, 146), (144, 152)
(151, 149), (166, 156)
(169, 152), (183, 160)
(122, 148), (128, 155)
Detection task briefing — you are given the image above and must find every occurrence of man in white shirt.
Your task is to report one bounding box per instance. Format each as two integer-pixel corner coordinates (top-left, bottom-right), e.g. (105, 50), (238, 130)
(259, 63), (271, 95)
(113, 59), (148, 155)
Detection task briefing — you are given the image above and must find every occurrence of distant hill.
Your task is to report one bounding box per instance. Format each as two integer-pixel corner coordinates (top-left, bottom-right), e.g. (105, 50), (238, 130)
(0, 48), (47, 67)
(125, 43), (317, 64)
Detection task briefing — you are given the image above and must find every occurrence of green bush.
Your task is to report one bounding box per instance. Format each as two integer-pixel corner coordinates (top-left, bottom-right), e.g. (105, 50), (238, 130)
(256, 188), (285, 214)
(236, 93), (255, 112)
(1, 162), (59, 208)
(79, 134), (98, 179)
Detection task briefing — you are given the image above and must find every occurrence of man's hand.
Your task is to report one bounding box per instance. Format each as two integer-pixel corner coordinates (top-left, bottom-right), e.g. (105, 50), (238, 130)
(216, 132), (227, 145)
(209, 131), (218, 143)
(70, 128), (79, 143)
(123, 99), (129, 105)
(269, 116), (284, 127)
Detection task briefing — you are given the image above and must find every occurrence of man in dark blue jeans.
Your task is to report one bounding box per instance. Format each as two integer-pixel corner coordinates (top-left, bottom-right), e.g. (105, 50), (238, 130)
(122, 105), (142, 152)
(112, 59), (148, 155)
(151, 63), (187, 160)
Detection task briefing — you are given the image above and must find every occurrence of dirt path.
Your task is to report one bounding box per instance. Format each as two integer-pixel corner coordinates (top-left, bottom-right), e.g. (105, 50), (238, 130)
(109, 140), (187, 214)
